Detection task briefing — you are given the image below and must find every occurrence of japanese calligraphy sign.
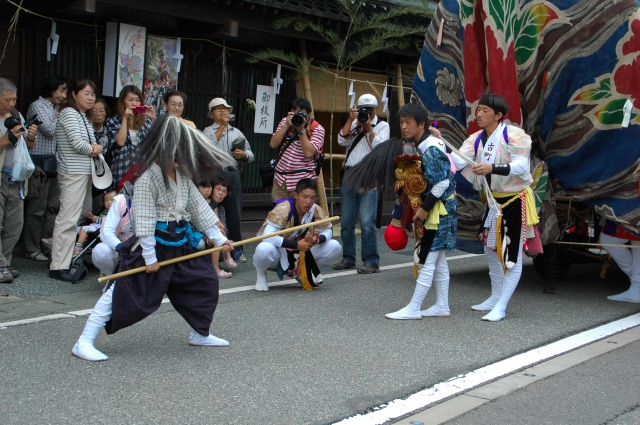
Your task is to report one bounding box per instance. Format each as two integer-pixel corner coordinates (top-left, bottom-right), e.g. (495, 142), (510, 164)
(254, 85), (275, 134)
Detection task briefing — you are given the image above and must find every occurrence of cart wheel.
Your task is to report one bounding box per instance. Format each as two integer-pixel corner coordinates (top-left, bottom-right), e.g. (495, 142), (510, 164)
(533, 250), (571, 279)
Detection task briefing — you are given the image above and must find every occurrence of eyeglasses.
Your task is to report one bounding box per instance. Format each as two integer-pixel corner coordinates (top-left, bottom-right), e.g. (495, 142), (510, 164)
(0, 96), (17, 103)
(168, 102), (184, 108)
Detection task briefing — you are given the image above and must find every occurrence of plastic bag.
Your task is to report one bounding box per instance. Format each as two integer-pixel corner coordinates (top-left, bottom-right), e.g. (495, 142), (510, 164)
(11, 137), (35, 182)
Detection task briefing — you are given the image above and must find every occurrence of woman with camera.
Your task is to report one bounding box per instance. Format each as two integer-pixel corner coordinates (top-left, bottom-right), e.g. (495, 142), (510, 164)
(49, 79), (103, 282)
(104, 85), (156, 187)
(203, 97), (253, 262)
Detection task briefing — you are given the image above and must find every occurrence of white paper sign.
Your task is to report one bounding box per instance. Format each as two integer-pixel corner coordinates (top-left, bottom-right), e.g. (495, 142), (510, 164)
(254, 85), (276, 134)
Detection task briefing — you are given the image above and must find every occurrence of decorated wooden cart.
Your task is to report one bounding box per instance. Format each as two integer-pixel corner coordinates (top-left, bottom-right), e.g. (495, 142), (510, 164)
(411, 0), (640, 281)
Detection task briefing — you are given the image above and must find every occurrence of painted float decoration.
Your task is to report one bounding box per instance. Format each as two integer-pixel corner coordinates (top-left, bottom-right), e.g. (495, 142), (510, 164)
(412, 0), (640, 245)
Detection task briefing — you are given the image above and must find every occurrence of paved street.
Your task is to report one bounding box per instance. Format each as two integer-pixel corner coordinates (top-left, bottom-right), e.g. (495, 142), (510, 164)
(1, 228), (640, 424)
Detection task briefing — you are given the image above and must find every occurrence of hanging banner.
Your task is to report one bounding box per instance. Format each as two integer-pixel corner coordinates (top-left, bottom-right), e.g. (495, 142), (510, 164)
(254, 84), (276, 134)
(103, 22), (146, 97)
(143, 36), (179, 109)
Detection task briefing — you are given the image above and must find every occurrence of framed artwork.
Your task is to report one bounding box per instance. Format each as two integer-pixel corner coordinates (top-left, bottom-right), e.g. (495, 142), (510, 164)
(143, 36), (179, 109)
(103, 22), (147, 97)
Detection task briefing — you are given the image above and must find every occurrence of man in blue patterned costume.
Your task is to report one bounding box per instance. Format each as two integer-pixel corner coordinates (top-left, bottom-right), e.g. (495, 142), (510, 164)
(346, 103), (457, 319)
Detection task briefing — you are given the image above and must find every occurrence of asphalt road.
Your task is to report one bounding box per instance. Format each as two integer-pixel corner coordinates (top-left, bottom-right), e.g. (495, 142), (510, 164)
(1, 229), (639, 424)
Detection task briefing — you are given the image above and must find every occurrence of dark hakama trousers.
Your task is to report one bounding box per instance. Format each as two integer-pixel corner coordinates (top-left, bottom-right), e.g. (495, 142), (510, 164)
(105, 234), (219, 336)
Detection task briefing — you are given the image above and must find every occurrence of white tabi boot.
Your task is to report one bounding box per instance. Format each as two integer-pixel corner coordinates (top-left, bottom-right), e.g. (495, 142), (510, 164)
(472, 261), (504, 311)
(188, 330), (229, 347)
(421, 279), (451, 317)
(255, 268), (269, 292)
(385, 282), (429, 320)
(608, 281), (640, 303)
(482, 276), (518, 322)
(72, 286), (113, 362)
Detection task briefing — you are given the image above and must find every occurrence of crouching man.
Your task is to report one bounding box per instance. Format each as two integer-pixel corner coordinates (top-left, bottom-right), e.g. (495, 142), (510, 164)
(253, 178), (341, 291)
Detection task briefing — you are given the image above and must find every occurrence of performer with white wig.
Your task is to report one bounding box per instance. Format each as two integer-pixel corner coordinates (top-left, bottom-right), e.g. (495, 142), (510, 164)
(72, 115), (236, 362)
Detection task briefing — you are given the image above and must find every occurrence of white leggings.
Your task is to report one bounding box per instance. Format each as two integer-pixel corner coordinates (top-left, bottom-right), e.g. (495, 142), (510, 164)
(253, 240), (342, 271)
(91, 242), (119, 275)
(600, 233), (640, 283)
(417, 250), (449, 286)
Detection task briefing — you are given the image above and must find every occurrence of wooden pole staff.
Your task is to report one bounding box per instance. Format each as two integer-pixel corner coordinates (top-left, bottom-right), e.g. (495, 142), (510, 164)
(97, 216), (340, 282)
(549, 241), (640, 248)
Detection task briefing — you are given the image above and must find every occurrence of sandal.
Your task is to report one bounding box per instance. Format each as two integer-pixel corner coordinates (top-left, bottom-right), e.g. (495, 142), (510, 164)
(25, 251), (48, 262)
(224, 257), (237, 268)
(217, 270), (233, 279)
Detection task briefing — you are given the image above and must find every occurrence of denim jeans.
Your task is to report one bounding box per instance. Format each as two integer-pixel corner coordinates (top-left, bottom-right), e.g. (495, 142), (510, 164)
(340, 180), (379, 266)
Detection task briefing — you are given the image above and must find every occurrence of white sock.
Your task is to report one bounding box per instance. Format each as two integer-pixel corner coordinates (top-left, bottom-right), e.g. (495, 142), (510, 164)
(255, 268), (269, 291)
(608, 281), (640, 303)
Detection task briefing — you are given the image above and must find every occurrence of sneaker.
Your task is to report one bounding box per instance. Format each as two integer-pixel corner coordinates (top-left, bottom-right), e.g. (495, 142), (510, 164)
(73, 243), (83, 257)
(237, 254), (247, 263)
(25, 251), (48, 262)
(217, 269), (233, 279)
(357, 263), (380, 274)
(49, 269), (80, 283)
(9, 267), (18, 278)
(41, 238), (53, 252)
(0, 267), (13, 284)
(332, 260), (355, 270)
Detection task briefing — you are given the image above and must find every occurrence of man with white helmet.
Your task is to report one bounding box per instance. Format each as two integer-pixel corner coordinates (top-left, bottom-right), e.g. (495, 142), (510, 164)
(333, 94), (390, 274)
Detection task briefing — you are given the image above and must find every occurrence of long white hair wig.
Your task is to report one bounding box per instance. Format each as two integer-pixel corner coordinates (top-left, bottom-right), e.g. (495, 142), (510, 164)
(134, 115), (237, 187)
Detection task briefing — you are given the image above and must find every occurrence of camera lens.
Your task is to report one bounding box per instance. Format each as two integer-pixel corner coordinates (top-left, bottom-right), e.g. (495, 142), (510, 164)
(357, 108), (370, 123)
(291, 113), (305, 127)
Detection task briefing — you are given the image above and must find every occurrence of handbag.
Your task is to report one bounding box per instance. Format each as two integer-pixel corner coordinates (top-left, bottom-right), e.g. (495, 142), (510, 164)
(31, 154), (57, 178)
(25, 166), (46, 200)
(259, 162), (275, 188)
(259, 132), (296, 188)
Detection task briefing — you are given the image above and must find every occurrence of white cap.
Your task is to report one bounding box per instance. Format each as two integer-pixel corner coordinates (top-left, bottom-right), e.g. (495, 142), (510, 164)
(91, 154), (113, 190)
(357, 94), (378, 108)
(208, 97), (233, 113)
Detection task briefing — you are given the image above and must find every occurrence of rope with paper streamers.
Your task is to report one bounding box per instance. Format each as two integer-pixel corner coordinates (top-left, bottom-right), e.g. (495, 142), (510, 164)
(1, 0), (407, 92)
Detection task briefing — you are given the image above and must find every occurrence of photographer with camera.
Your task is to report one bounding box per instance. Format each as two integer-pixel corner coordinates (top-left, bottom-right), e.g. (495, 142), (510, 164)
(23, 75), (67, 262)
(0, 77), (39, 282)
(105, 85), (156, 187)
(203, 97), (254, 262)
(333, 94), (390, 274)
(269, 97), (325, 201)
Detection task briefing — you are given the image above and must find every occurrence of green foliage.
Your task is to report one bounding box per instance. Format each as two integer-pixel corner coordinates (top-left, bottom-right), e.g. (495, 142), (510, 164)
(248, 0), (434, 73)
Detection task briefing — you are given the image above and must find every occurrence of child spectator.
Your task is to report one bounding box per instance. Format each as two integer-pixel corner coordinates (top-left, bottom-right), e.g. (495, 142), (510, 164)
(91, 182), (135, 276)
(196, 175), (236, 278)
(73, 189), (117, 257)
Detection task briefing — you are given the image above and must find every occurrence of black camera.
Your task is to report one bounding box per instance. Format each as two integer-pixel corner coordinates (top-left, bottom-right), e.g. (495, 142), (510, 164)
(4, 114), (43, 133)
(357, 107), (371, 123)
(291, 110), (308, 127)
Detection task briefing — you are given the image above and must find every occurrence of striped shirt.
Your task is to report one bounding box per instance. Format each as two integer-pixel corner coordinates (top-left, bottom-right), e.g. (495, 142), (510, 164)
(55, 108), (95, 174)
(273, 117), (325, 191)
(27, 97), (58, 155)
(337, 116), (390, 167)
(133, 163), (218, 237)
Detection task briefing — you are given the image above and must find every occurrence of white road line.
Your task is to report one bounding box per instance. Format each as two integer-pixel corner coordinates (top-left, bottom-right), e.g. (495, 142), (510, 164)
(332, 312), (640, 425)
(0, 253), (481, 329)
